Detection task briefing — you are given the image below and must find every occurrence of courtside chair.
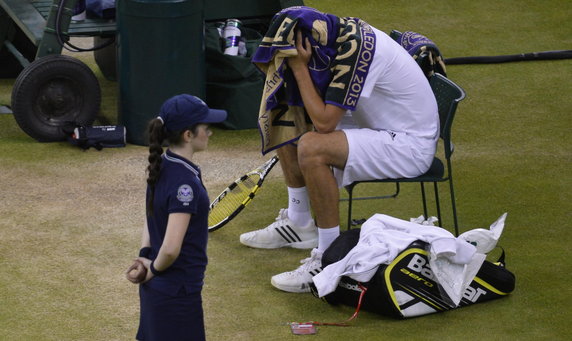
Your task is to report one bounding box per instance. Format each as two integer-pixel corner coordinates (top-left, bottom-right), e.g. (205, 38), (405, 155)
(344, 73), (466, 236)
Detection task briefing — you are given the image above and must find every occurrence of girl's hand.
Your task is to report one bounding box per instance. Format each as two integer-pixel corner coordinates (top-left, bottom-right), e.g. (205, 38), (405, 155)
(137, 257), (154, 283)
(125, 259), (146, 284)
(287, 30), (312, 72)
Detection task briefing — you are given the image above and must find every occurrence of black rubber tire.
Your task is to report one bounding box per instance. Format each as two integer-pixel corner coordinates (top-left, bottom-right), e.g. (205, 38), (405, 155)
(11, 55), (101, 142)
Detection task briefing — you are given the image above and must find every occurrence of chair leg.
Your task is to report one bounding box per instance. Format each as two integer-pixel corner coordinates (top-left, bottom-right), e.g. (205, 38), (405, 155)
(343, 182), (401, 229)
(433, 182), (442, 226)
(346, 184), (355, 230)
(447, 159), (459, 236)
(420, 182), (428, 219)
(449, 177), (459, 236)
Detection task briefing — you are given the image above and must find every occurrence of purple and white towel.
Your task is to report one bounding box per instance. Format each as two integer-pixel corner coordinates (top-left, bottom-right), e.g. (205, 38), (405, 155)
(252, 6), (376, 154)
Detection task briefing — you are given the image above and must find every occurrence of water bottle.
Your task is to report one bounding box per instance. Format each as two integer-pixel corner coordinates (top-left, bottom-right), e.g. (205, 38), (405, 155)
(223, 19), (242, 56)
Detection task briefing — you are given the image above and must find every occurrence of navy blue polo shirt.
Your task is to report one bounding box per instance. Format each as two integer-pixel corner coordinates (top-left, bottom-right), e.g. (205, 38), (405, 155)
(144, 150), (209, 295)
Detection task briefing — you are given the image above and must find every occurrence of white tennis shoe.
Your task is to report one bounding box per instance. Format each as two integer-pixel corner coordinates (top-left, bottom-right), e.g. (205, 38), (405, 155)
(239, 209), (318, 249)
(271, 249), (323, 293)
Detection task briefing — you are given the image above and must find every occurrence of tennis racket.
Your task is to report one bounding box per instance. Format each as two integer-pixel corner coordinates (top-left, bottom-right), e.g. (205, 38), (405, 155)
(208, 155), (279, 232)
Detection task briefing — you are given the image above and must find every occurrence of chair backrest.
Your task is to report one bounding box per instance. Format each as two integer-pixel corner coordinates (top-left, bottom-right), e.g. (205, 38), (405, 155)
(429, 73), (466, 159)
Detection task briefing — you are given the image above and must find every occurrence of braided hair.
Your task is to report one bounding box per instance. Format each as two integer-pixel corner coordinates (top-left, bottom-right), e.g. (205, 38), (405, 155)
(146, 118), (198, 216)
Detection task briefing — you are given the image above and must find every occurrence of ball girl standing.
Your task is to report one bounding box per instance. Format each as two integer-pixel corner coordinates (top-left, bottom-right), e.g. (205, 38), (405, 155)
(127, 94), (226, 341)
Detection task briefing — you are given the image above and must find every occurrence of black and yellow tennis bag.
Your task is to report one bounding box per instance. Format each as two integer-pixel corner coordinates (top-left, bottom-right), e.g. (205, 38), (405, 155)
(315, 228), (516, 319)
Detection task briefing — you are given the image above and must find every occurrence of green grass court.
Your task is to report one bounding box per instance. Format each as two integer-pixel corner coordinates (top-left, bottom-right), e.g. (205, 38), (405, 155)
(0, 0), (571, 339)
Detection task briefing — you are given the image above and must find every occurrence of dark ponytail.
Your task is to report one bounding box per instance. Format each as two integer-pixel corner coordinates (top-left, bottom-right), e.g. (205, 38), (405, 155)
(146, 118), (200, 216)
(146, 118), (166, 216)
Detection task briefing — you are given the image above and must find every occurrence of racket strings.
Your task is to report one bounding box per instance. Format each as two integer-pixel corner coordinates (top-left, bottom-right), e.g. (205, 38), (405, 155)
(207, 156), (278, 231)
(208, 174), (260, 225)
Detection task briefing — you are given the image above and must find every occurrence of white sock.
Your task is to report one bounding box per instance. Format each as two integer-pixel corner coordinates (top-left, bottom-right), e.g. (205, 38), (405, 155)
(318, 226), (340, 253)
(287, 187), (312, 227)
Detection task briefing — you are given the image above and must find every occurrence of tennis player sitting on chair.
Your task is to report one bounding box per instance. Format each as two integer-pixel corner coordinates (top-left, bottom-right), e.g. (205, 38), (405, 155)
(241, 6), (440, 293)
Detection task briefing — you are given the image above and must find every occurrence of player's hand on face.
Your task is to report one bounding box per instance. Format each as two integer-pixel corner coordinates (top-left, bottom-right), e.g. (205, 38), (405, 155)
(287, 30), (312, 72)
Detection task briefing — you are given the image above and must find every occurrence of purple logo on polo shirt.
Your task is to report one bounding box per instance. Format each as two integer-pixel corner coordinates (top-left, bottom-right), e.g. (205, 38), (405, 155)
(177, 184), (194, 205)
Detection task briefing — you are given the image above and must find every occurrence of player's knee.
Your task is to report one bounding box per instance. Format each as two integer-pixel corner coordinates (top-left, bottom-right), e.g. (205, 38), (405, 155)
(297, 132), (326, 170)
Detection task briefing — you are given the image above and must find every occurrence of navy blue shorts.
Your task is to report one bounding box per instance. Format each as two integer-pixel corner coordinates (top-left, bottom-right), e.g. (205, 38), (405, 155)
(137, 285), (205, 341)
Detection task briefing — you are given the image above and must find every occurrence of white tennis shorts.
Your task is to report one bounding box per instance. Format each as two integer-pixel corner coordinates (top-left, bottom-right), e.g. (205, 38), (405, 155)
(334, 128), (437, 187)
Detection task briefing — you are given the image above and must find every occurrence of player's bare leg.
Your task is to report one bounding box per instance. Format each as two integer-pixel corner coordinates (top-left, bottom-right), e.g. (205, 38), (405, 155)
(239, 143), (317, 250)
(276, 143), (305, 187)
(297, 131), (349, 229)
(270, 131), (348, 293)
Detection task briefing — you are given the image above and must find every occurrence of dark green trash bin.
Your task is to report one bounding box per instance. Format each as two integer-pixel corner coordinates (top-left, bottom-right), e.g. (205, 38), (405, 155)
(117, 0), (205, 145)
